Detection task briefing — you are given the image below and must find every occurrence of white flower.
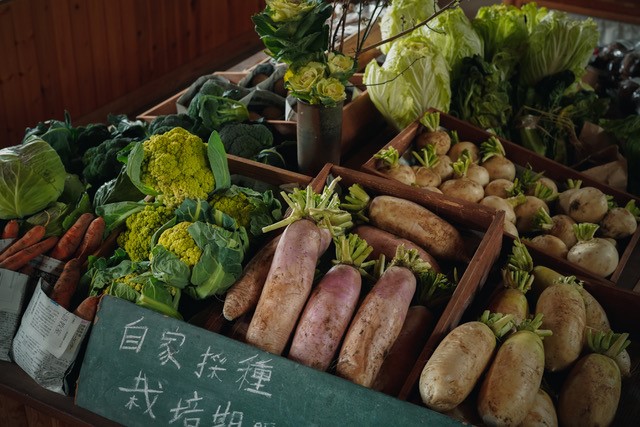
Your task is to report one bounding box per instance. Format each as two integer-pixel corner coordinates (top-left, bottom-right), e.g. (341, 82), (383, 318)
(286, 61), (326, 93)
(328, 52), (355, 77)
(266, 0), (315, 22)
(316, 77), (346, 103)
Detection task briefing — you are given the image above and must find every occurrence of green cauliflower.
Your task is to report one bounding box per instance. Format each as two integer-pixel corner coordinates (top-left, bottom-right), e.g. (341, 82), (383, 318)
(156, 221), (202, 266)
(209, 185), (282, 238)
(140, 127), (215, 206)
(218, 122), (273, 159)
(117, 204), (175, 261)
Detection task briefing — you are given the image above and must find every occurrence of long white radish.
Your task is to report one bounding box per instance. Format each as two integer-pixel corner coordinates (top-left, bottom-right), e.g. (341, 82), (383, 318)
(419, 311), (514, 412)
(519, 389), (558, 427)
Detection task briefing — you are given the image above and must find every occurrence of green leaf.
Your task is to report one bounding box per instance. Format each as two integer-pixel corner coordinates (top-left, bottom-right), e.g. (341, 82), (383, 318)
(149, 244), (191, 288)
(125, 140), (159, 196)
(207, 131), (231, 191)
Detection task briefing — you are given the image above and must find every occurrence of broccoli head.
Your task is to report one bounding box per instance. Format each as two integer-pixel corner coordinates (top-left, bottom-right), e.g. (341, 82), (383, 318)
(82, 137), (135, 188)
(117, 204), (175, 261)
(148, 113), (211, 141)
(156, 221), (202, 267)
(140, 127), (215, 206)
(188, 81), (249, 131)
(218, 122), (274, 159)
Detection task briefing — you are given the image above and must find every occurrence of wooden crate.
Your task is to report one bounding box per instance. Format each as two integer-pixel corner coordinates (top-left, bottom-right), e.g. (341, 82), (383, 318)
(399, 237), (640, 426)
(361, 110), (640, 291)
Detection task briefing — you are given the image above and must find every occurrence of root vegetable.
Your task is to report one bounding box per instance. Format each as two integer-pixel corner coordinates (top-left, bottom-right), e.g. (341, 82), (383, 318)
(557, 331), (629, 427)
(481, 196), (517, 224)
(439, 151), (484, 203)
(49, 212), (95, 261)
(222, 235), (280, 321)
(526, 177), (558, 202)
(0, 236), (59, 271)
(467, 164), (490, 187)
(485, 179), (517, 199)
(519, 389), (558, 427)
(477, 315), (548, 426)
(288, 234), (372, 371)
(2, 220), (19, 240)
(433, 155), (454, 181)
(527, 235), (568, 259)
(515, 196), (549, 234)
(411, 145), (441, 188)
(534, 209), (577, 249)
(50, 258), (81, 310)
(73, 296), (100, 321)
(368, 195), (468, 262)
(419, 311), (514, 412)
(352, 225), (441, 272)
(372, 305), (433, 396)
(599, 203), (638, 239)
(415, 112), (451, 155)
(448, 141), (480, 163)
(74, 216), (106, 264)
(374, 146), (415, 185)
(567, 187), (609, 223)
(480, 136), (516, 182)
(567, 223), (619, 277)
(246, 181), (352, 355)
(488, 287), (529, 325)
(557, 179), (582, 214)
(504, 220), (519, 237)
(535, 282), (586, 372)
(0, 225), (46, 263)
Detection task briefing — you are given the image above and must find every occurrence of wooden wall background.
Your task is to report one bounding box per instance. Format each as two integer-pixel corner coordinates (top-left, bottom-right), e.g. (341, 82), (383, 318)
(0, 0), (266, 148)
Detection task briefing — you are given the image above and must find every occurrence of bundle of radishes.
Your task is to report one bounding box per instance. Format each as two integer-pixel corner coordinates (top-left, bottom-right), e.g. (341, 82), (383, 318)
(418, 240), (633, 426)
(372, 111), (640, 278)
(216, 177), (472, 393)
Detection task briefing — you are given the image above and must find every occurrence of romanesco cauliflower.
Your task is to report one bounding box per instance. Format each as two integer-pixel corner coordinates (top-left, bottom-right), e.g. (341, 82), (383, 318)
(157, 221), (202, 266)
(141, 127), (215, 206)
(117, 204), (174, 261)
(209, 191), (253, 229)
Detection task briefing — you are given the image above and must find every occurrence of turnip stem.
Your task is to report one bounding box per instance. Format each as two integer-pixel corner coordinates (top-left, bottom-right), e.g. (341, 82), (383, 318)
(419, 111), (440, 132)
(412, 145), (440, 169)
(480, 136), (506, 162)
(572, 223), (599, 242)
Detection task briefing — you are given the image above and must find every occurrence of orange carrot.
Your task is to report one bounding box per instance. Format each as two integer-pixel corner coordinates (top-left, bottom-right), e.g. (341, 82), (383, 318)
(50, 258), (81, 309)
(73, 296), (100, 321)
(74, 217), (106, 264)
(0, 225), (46, 263)
(2, 220), (20, 240)
(48, 213), (95, 261)
(0, 236), (59, 271)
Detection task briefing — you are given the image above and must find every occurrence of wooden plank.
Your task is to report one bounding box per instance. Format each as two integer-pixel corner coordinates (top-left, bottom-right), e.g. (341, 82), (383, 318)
(102, 0), (127, 97)
(86, 1), (112, 104)
(118, 0), (141, 92)
(66, 0), (98, 115)
(0, 393), (28, 427)
(31, 0), (64, 120)
(49, 0), (81, 115)
(149, 0), (169, 77)
(11, 0), (45, 124)
(0, 2), (29, 147)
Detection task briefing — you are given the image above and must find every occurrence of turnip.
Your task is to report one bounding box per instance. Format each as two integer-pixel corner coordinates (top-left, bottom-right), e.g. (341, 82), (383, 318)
(481, 194), (524, 224)
(246, 179), (352, 355)
(439, 150), (484, 203)
(557, 179), (582, 214)
(415, 111), (451, 156)
(535, 281), (586, 372)
(567, 186), (609, 223)
(477, 314), (550, 426)
(515, 196), (549, 234)
(337, 246), (431, 387)
(480, 136), (516, 181)
(533, 208), (577, 249)
(373, 146), (415, 185)
(448, 140), (480, 163)
(411, 145), (441, 188)
(484, 178), (518, 198)
(519, 389), (558, 427)
(432, 154), (454, 181)
(525, 177), (558, 203)
(599, 200), (639, 239)
(419, 311), (515, 412)
(558, 330), (630, 427)
(467, 163), (490, 187)
(526, 235), (568, 259)
(503, 220), (519, 237)
(567, 223), (619, 277)
(288, 234), (374, 371)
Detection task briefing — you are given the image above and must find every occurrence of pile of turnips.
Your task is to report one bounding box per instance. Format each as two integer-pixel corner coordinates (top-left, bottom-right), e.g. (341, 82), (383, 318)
(372, 111), (640, 278)
(418, 241), (632, 426)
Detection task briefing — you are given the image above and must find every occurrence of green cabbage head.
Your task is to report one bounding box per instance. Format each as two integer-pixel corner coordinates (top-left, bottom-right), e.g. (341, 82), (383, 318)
(0, 137), (66, 219)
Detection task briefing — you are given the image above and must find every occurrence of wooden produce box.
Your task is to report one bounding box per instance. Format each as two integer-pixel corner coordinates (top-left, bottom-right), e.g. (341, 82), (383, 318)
(399, 238), (640, 426)
(361, 111), (640, 291)
(137, 70), (385, 161)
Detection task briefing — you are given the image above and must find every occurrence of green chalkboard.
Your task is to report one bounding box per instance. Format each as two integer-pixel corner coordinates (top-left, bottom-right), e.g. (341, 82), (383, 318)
(76, 296), (461, 426)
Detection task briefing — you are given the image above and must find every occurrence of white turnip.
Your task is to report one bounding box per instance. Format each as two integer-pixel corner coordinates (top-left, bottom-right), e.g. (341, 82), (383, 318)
(515, 196), (549, 234)
(599, 200), (638, 239)
(432, 154), (454, 181)
(567, 186), (609, 223)
(525, 177), (558, 203)
(519, 389), (558, 427)
(373, 146), (415, 185)
(481, 195), (523, 224)
(415, 111), (451, 155)
(484, 178), (517, 198)
(448, 141), (480, 163)
(439, 151), (484, 203)
(557, 179), (582, 214)
(411, 145), (441, 188)
(567, 223), (619, 277)
(527, 235), (568, 259)
(480, 136), (516, 181)
(533, 208), (577, 249)
(467, 163), (490, 187)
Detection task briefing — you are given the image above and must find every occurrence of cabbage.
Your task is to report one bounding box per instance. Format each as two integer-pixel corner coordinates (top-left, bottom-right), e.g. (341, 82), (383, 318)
(378, 0), (438, 54)
(364, 35), (450, 131)
(417, 7), (483, 76)
(0, 137), (66, 219)
(519, 10), (598, 86)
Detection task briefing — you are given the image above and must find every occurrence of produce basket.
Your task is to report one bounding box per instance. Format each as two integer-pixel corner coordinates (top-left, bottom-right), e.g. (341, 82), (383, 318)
(361, 110), (640, 290)
(137, 70), (384, 160)
(398, 237), (640, 426)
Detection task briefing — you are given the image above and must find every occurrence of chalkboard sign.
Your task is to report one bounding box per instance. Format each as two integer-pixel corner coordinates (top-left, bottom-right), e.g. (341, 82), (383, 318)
(76, 296), (461, 426)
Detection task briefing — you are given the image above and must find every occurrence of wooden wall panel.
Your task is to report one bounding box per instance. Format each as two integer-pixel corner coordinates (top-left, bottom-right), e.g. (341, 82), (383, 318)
(0, 0), (265, 148)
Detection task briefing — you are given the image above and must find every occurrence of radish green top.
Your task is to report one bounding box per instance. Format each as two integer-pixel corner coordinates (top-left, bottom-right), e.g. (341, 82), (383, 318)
(516, 313), (552, 339)
(587, 329), (631, 359)
(419, 111), (441, 132)
(373, 146), (402, 169)
(480, 136), (506, 162)
(625, 200), (640, 220)
(452, 150), (473, 178)
(340, 183), (370, 223)
(478, 310), (516, 340)
(412, 145), (440, 169)
(572, 222), (599, 242)
(332, 233), (376, 275)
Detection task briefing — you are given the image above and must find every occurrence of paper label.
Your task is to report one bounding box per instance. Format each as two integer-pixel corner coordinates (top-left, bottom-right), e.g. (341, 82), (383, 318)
(27, 255), (65, 294)
(0, 238), (13, 252)
(0, 269), (30, 361)
(11, 280), (91, 394)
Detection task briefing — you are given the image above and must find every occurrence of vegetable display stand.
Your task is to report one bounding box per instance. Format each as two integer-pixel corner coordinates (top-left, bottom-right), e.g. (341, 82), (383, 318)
(296, 100), (343, 176)
(361, 110), (640, 291)
(398, 239), (640, 426)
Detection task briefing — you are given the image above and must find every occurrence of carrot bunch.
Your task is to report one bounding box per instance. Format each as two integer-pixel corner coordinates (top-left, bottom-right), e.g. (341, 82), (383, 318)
(0, 224), (59, 271)
(48, 213), (106, 264)
(49, 258), (100, 321)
